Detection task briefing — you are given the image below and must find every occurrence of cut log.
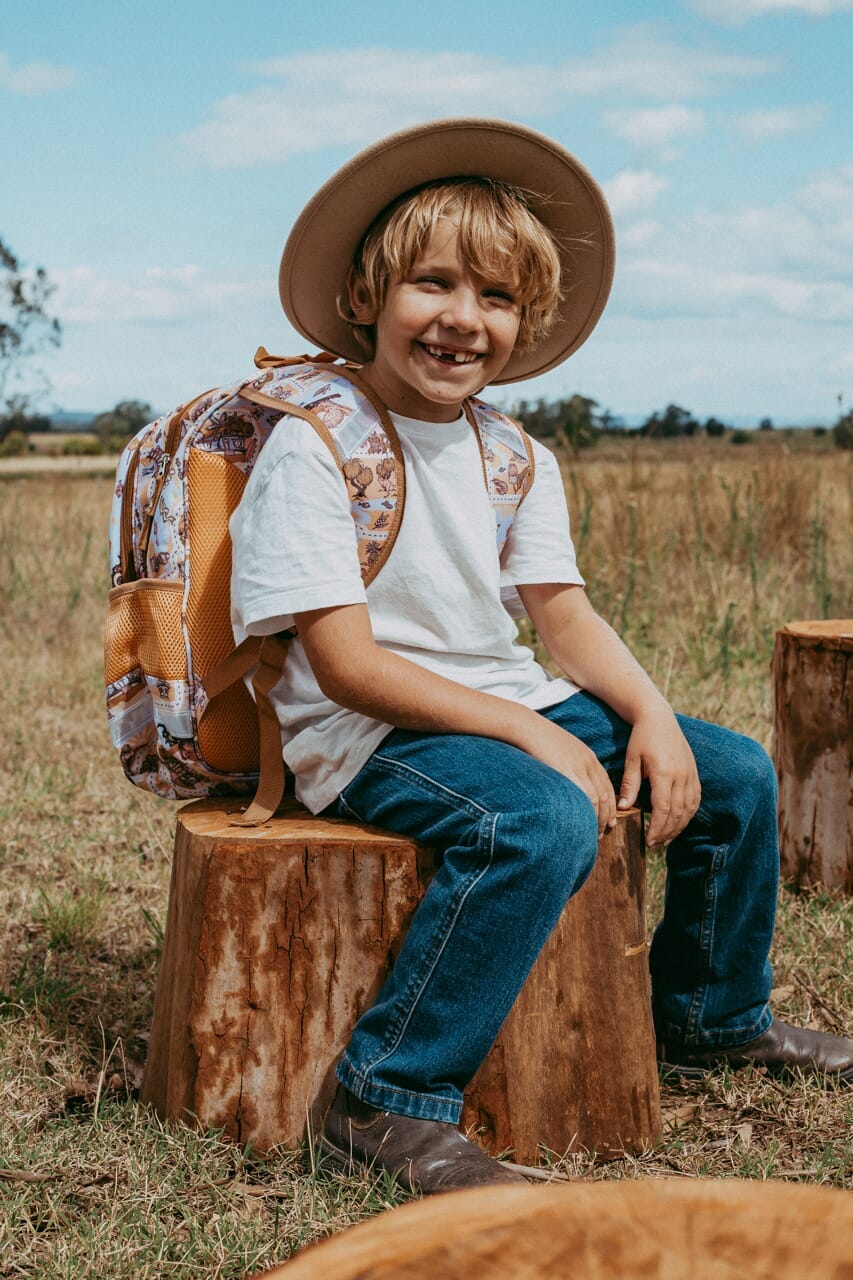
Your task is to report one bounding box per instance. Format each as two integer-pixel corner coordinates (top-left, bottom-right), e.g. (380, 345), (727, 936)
(772, 619), (852, 891)
(142, 801), (659, 1162)
(252, 1180), (853, 1280)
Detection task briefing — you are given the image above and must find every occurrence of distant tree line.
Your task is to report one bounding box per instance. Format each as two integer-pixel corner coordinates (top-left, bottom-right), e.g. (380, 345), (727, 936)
(513, 396), (851, 451)
(2, 234), (851, 458)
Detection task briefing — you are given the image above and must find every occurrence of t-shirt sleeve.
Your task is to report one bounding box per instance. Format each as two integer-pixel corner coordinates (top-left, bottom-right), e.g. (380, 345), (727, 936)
(229, 421), (366, 637)
(499, 437), (585, 619)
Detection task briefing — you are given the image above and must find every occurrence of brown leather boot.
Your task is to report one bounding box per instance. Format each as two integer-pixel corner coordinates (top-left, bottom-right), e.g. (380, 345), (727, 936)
(658, 1019), (853, 1083)
(319, 1087), (527, 1195)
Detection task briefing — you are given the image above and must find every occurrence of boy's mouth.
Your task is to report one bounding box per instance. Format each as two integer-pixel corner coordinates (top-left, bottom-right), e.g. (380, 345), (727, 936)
(420, 343), (484, 366)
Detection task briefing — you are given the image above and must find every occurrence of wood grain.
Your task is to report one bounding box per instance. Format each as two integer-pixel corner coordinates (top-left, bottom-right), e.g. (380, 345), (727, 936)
(253, 1180), (853, 1280)
(772, 620), (852, 891)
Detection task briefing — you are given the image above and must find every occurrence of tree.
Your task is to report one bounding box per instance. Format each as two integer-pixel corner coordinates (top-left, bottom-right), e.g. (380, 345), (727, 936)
(0, 238), (61, 421)
(704, 417), (727, 438)
(833, 410), (853, 451)
(93, 400), (153, 451)
(640, 404), (699, 438)
(0, 400), (52, 441)
(597, 409), (625, 433)
(758, 417), (773, 431)
(553, 394), (601, 456)
(513, 394), (605, 453)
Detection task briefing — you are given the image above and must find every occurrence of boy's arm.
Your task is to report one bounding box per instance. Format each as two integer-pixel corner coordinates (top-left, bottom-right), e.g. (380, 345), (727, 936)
(517, 582), (701, 846)
(294, 602), (618, 834)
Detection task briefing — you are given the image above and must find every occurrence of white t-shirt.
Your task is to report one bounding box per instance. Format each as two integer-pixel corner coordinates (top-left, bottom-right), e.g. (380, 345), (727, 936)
(229, 409), (585, 813)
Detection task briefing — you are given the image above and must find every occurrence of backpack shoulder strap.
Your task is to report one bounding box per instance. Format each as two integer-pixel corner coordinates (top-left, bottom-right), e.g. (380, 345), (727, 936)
(465, 399), (536, 553)
(240, 383), (342, 470)
(240, 362), (407, 590)
(202, 359), (409, 827)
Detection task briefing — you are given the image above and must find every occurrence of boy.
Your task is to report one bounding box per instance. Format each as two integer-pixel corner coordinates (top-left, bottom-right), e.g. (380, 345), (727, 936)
(230, 118), (852, 1195)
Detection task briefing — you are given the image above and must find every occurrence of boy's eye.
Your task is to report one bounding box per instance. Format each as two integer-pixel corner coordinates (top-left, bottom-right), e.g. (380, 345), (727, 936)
(416, 276), (448, 289)
(485, 288), (517, 305)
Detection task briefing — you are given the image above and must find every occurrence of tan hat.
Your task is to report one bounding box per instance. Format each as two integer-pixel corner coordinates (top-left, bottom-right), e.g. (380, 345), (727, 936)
(279, 117), (615, 384)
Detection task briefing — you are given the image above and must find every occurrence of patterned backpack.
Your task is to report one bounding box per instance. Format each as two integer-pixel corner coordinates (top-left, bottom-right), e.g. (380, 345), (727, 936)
(105, 350), (536, 824)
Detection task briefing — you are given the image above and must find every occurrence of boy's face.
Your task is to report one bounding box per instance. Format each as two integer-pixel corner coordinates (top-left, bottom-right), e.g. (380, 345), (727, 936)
(353, 220), (522, 422)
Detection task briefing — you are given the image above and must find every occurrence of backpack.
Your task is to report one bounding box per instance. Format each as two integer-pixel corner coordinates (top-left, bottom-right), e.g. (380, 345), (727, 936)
(104, 350), (536, 825)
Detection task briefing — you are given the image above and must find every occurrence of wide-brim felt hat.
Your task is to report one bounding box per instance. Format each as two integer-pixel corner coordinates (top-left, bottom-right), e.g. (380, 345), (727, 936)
(279, 118), (615, 384)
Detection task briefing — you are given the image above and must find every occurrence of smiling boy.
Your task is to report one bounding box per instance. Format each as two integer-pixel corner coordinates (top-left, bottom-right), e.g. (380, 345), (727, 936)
(230, 118), (853, 1195)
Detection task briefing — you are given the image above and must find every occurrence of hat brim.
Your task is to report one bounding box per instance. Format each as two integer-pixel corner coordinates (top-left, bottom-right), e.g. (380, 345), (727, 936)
(279, 118), (615, 385)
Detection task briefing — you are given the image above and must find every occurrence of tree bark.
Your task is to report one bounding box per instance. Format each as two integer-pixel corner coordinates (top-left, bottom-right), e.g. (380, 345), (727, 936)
(142, 800), (659, 1161)
(772, 620), (852, 891)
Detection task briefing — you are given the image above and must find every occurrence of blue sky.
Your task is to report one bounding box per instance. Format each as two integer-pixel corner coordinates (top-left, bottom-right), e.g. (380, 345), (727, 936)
(3, 0), (852, 424)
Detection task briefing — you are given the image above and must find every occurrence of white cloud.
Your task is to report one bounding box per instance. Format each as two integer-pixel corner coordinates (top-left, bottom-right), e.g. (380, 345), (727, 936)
(689, 0), (853, 21)
(616, 162), (853, 324)
(180, 52), (558, 167)
(558, 27), (773, 98)
(733, 104), (826, 144)
(604, 104), (706, 149)
(626, 257), (853, 321)
(178, 36), (773, 168)
(797, 161), (853, 220)
(0, 51), (75, 95)
(53, 265), (264, 325)
(618, 220), (663, 248)
(603, 169), (670, 217)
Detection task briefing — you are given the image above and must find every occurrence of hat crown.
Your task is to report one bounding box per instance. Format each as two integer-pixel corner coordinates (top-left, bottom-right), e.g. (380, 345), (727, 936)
(279, 118), (615, 384)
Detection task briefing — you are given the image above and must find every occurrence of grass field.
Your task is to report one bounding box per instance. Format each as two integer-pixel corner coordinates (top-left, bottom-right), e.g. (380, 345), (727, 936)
(1, 435), (851, 1278)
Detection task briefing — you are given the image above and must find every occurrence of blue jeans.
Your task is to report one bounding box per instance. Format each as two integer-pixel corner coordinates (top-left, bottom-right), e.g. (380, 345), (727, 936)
(329, 693), (778, 1123)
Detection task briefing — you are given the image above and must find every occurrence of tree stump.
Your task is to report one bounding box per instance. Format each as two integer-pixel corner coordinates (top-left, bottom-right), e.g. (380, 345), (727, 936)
(141, 800), (659, 1163)
(772, 619), (852, 891)
(252, 1181), (853, 1280)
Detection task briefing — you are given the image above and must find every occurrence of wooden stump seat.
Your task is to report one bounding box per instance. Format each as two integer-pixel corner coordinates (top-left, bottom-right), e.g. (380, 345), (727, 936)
(142, 800), (660, 1164)
(772, 619), (852, 891)
(252, 1180), (853, 1279)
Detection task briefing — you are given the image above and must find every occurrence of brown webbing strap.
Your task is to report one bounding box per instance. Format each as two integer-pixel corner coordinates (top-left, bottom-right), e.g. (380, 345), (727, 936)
(239, 386), (340, 467)
(253, 346), (339, 369)
(118, 439), (142, 582)
(228, 632), (293, 827)
(200, 634), (263, 699)
(516, 421), (537, 509)
(317, 362), (407, 589)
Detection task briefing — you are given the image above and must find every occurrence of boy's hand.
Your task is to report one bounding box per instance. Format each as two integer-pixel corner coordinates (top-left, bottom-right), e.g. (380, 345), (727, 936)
(521, 717), (617, 837)
(617, 710), (701, 847)
(297, 603), (615, 836)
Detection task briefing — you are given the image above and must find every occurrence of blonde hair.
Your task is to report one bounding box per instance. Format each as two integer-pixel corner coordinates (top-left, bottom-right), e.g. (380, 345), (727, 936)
(340, 178), (563, 357)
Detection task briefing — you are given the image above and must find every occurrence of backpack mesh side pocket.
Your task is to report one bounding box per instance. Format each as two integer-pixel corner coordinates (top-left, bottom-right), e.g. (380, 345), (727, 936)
(105, 579), (189, 796)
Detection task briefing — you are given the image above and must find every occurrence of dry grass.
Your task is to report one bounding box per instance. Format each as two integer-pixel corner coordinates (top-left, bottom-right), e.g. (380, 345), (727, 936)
(0, 437), (851, 1277)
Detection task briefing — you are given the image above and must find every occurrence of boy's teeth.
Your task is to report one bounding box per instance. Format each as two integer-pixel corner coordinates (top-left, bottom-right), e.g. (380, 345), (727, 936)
(425, 344), (479, 364)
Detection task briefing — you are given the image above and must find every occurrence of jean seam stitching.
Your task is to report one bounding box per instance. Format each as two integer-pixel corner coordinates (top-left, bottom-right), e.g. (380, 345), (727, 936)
(684, 844), (724, 1039)
(355, 809), (498, 1087)
(368, 754), (489, 816)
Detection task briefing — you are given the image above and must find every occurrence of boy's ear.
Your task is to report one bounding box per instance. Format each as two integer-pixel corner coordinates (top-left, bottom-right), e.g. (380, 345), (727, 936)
(346, 268), (377, 325)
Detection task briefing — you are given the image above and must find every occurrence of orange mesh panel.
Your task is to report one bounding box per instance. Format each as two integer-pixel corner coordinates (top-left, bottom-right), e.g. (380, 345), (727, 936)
(105, 580), (186, 682)
(186, 448), (259, 772)
(199, 679), (260, 772)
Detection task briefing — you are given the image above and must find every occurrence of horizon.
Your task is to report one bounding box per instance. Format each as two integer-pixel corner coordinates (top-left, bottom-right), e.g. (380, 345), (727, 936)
(44, 407), (834, 433)
(3, 0), (852, 424)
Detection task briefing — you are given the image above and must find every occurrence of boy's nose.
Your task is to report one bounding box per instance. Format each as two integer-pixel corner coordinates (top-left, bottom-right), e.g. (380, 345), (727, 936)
(440, 287), (481, 333)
